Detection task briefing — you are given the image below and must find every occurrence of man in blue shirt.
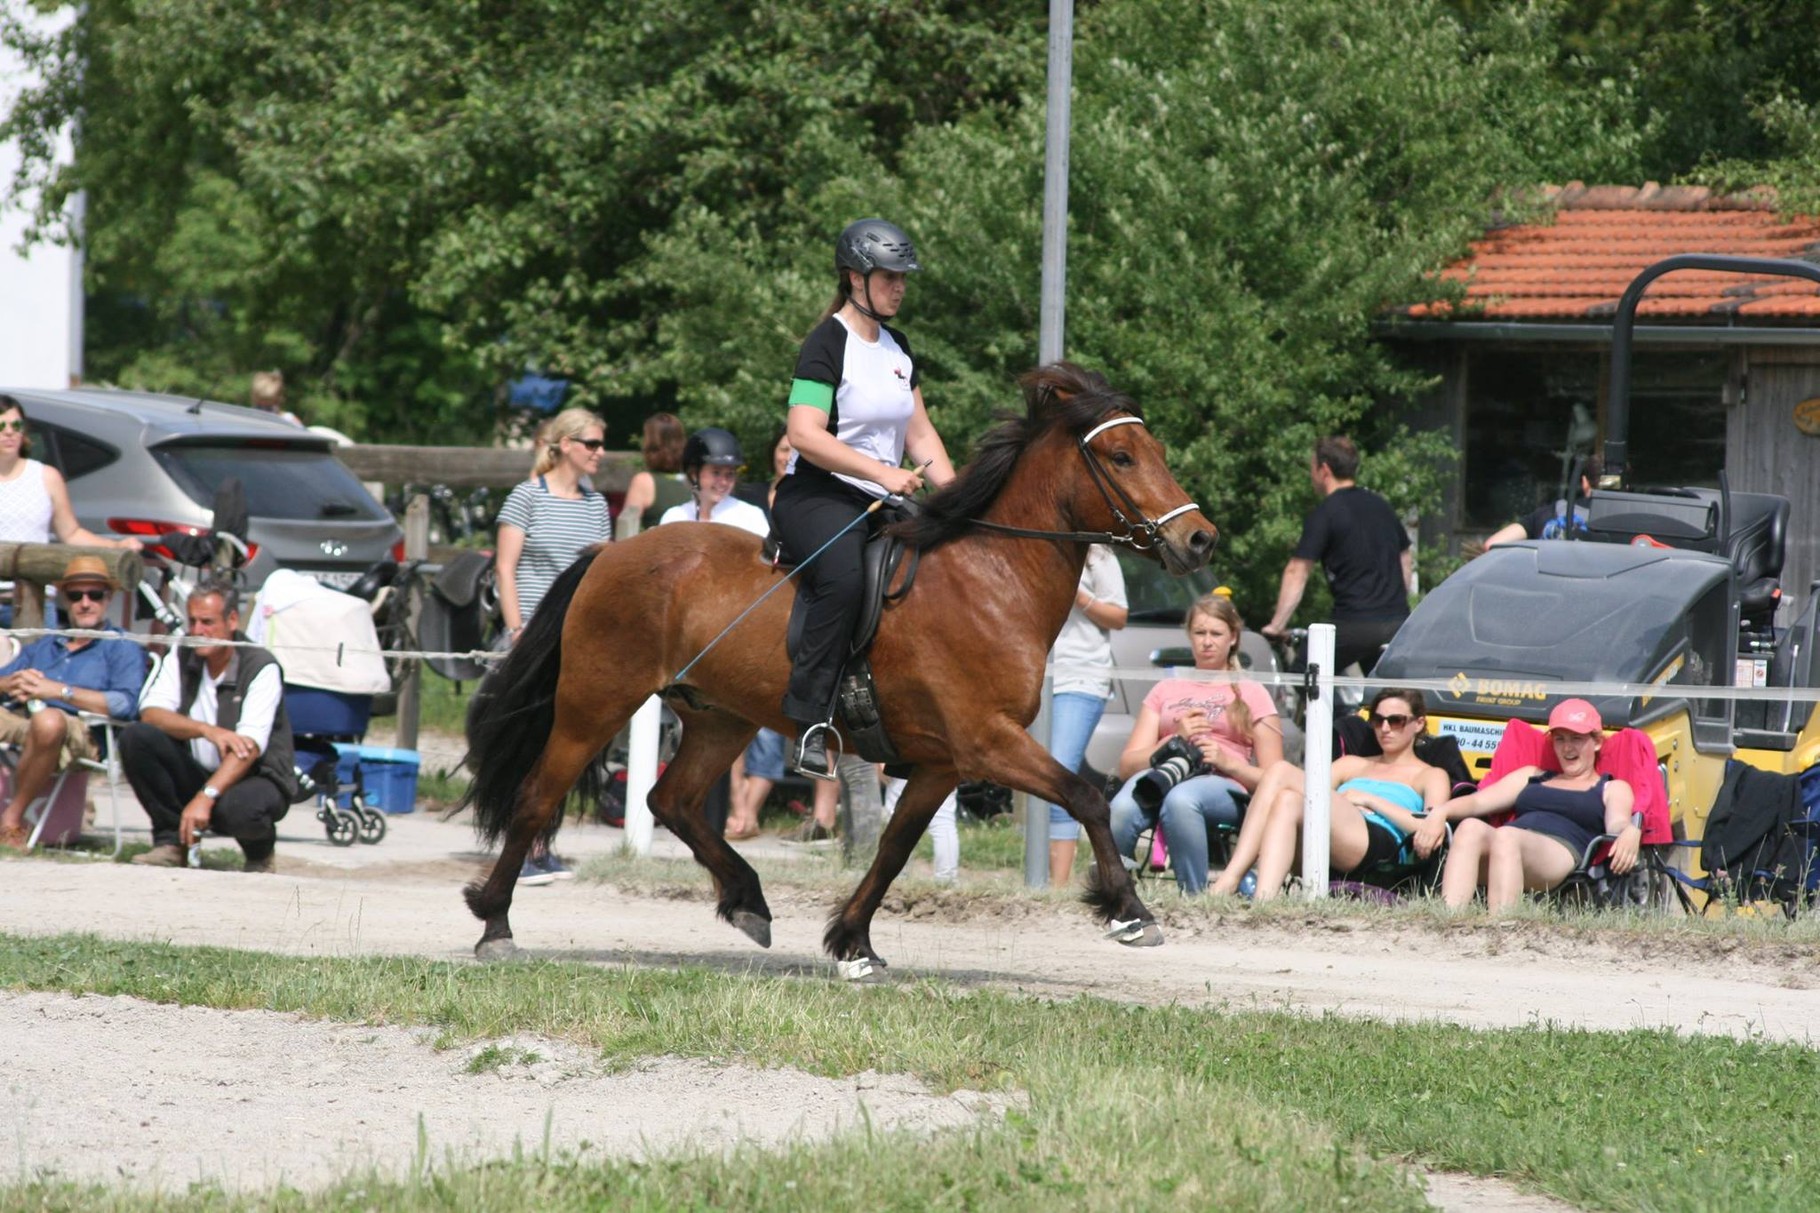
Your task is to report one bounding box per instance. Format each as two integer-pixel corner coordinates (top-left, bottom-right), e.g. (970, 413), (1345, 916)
(0, 555), (146, 848)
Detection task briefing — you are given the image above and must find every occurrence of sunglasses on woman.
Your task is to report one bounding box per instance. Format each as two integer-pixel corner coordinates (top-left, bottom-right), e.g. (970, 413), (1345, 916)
(569, 437), (606, 452)
(0, 418), (24, 433)
(1368, 712), (1414, 729)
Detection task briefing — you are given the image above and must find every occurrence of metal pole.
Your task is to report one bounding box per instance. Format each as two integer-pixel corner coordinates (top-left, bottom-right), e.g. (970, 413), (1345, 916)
(1038, 0), (1074, 366)
(1023, 674), (1054, 888)
(395, 495), (429, 751)
(624, 697), (660, 855)
(1300, 623), (1335, 899)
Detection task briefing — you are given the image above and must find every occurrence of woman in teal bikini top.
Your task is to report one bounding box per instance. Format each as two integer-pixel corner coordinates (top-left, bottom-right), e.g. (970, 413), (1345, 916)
(1210, 689), (1452, 901)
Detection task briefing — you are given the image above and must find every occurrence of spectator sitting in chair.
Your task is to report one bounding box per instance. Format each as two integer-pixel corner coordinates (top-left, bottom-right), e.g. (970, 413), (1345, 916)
(0, 555), (147, 850)
(1425, 698), (1636, 912)
(124, 577), (297, 872)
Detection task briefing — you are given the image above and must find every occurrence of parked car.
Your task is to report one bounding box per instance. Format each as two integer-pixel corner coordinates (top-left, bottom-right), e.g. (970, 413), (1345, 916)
(1082, 550), (1304, 779)
(5, 387), (402, 593)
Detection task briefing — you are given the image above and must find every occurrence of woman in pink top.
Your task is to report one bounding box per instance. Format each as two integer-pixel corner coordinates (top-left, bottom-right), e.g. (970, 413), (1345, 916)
(1107, 592), (1283, 894)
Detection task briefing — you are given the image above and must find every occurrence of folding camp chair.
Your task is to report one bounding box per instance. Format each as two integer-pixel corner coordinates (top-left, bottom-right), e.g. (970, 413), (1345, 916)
(1652, 759), (1818, 919)
(0, 712), (130, 858)
(1478, 719), (1681, 912)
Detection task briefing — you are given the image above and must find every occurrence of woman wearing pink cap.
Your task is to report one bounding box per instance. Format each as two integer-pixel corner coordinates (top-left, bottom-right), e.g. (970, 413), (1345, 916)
(1424, 698), (1637, 911)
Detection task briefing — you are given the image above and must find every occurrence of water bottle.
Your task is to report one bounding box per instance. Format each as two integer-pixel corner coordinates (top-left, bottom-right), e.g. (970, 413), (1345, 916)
(1237, 869), (1258, 899)
(187, 831), (203, 869)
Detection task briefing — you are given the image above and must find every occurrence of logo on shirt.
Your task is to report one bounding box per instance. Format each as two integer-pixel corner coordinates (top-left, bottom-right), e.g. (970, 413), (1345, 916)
(892, 364), (910, 387)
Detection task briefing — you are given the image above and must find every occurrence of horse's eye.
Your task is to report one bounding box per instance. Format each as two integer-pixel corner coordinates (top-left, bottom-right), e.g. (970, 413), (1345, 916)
(1110, 451), (1135, 468)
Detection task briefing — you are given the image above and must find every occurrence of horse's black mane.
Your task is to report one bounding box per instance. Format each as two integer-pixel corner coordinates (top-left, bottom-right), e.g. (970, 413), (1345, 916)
(893, 362), (1143, 550)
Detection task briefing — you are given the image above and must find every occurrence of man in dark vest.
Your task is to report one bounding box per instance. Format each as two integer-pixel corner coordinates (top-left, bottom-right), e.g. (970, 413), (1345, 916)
(124, 576), (297, 871)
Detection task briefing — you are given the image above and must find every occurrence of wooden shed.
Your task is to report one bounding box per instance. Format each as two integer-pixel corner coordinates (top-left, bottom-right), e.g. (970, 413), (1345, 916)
(1380, 183), (1820, 619)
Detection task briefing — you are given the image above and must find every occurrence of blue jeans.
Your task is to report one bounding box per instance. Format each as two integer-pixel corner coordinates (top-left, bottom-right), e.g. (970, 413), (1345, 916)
(1109, 771), (1248, 894)
(1044, 691), (1106, 842)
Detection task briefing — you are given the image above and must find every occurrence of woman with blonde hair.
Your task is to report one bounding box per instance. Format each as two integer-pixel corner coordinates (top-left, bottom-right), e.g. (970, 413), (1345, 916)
(1108, 591), (1284, 894)
(616, 412), (691, 538)
(494, 407), (611, 884)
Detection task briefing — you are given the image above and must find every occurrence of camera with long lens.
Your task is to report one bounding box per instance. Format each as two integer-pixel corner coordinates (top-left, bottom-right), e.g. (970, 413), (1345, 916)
(1131, 736), (1210, 812)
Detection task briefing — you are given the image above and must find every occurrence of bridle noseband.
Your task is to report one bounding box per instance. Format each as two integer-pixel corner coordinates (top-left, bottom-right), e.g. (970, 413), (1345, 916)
(968, 415), (1201, 550)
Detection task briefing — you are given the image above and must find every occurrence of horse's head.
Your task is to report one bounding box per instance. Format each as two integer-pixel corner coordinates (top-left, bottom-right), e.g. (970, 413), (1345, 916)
(1023, 364), (1218, 575)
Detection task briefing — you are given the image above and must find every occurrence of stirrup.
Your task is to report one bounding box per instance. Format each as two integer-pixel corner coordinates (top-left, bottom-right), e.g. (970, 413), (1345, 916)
(792, 722), (842, 782)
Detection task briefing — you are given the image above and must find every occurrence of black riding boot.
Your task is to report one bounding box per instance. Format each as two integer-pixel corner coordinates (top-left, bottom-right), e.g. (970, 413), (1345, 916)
(792, 724), (838, 781)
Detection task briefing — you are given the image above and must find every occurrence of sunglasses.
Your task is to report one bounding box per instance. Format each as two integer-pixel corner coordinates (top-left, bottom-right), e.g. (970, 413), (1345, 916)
(63, 587), (110, 603)
(1368, 713), (1415, 729)
(0, 418), (24, 433)
(569, 438), (606, 452)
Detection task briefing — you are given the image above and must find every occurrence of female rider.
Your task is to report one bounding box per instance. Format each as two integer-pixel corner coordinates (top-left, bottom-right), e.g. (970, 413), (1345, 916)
(774, 219), (956, 778)
(1209, 688), (1451, 901)
(1108, 591), (1284, 895)
(1424, 698), (1636, 912)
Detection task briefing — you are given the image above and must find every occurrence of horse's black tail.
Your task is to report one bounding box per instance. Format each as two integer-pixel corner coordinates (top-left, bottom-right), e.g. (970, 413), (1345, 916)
(457, 551), (605, 846)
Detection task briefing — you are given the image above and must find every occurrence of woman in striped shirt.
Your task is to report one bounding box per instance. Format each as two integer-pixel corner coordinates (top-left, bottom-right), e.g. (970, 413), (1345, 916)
(494, 407), (611, 885)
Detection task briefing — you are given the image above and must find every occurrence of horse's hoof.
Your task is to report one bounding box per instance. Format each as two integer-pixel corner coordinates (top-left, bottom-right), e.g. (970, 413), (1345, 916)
(475, 937), (521, 963)
(836, 956), (888, 983)
(1106, 918), (1165, 947)
(731, 910), (772, 949)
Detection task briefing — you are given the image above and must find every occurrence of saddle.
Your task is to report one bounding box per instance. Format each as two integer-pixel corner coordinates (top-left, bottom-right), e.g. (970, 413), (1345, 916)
(763, 501), (922, 766)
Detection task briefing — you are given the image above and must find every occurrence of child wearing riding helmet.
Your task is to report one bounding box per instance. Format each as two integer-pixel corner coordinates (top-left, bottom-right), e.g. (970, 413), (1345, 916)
(659, 428), (770, 536)
(773, 218), (957, 778)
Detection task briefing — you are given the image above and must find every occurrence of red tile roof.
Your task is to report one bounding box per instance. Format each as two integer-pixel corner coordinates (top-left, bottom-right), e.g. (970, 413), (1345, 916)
(1400, 183), (1820, 323)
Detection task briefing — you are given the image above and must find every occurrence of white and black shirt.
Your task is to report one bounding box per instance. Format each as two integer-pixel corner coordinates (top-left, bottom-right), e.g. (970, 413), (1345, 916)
(497, 477), (611, 621)
(785, 314), (920, 498)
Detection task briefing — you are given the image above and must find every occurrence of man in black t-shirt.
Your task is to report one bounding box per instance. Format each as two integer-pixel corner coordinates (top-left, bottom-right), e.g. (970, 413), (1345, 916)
(1262, 436), (1411, 676)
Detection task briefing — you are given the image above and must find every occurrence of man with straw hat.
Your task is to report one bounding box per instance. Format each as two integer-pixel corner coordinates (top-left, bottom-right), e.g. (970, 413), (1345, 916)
(0, 555), (147, 849)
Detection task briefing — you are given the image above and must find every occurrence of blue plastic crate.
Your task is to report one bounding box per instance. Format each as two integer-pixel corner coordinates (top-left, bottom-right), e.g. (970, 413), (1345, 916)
(330, 744), (421, 814)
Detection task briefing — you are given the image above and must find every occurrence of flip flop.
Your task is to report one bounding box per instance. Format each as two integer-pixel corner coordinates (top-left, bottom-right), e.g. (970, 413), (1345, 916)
(0, 825), (30, 852)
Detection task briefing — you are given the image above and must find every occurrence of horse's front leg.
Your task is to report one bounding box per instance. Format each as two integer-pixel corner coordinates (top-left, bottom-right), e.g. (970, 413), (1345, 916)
(982, 727), (1162, 947)
(824, 765), (958, 979)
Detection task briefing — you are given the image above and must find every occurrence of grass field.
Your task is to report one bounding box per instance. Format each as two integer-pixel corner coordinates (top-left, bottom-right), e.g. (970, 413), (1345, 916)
(2, 932), (1816, 1211)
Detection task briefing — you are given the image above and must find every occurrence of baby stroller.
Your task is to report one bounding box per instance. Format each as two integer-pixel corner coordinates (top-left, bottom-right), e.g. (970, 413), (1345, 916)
(249, 570), (397, 847)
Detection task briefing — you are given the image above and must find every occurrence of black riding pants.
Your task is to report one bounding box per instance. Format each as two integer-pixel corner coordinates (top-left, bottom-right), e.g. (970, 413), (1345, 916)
(772, 473), (874, 725)
(120, 722), (288, 856)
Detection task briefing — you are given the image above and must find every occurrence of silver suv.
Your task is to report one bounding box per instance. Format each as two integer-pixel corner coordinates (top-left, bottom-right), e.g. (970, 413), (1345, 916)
(7, 387), (401, 591)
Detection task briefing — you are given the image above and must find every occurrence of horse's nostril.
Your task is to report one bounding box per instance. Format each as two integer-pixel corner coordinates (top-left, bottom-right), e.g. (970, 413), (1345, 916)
(1188, 529), (1217, 555)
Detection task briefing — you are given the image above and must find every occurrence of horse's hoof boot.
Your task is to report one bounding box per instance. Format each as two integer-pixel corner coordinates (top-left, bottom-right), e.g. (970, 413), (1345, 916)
(1106, 918), (1164, 947)
(475, 937), (521, 963)
(836, 957), (886, 982)
(732, 910), (773, 949)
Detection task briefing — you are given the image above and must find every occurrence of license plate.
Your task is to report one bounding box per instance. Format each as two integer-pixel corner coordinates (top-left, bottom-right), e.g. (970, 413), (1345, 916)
(305, 570), (363, 590)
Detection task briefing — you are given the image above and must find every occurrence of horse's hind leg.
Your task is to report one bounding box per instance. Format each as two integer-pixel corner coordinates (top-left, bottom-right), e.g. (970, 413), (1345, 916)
(824, 765), (958, 978)
(463, 694), (629, 960)
(647, 706), (774, 946)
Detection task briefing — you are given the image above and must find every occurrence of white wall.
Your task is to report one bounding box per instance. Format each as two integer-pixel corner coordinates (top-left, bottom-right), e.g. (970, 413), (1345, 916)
(0, 2), (80, 389)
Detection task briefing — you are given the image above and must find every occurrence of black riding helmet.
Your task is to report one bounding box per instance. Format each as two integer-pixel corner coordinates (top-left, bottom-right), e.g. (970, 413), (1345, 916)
(835, 219), (922, 275)
(681, 426), (743, 478)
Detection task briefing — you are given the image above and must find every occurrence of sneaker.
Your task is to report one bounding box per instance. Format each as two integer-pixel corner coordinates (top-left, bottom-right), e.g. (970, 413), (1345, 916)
(791, 728), (837, 781)
(131, 844), (186, 868)
(538, 852), (576, 882)
(518, 856), (557, 887)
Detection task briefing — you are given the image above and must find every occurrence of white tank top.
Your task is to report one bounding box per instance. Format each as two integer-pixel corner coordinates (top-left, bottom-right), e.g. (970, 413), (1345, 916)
(0, 459), (54, 545)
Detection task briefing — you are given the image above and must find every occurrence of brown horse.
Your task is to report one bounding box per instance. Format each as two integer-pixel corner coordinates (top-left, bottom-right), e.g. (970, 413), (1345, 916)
(460, 363), (1217, 973)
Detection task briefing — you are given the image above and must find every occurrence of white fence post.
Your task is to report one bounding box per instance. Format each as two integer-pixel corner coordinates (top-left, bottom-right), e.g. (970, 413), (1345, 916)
(624, 695), (660, 855)
(1301, 623), (1335, 899)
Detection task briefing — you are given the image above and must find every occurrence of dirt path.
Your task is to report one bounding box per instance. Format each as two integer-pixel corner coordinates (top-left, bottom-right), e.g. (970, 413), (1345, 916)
(1, 814), (1812, 1205)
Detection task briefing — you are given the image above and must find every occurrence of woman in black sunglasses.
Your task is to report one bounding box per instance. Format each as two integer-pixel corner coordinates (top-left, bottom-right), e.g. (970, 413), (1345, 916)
(1209, 687), (1451, 900)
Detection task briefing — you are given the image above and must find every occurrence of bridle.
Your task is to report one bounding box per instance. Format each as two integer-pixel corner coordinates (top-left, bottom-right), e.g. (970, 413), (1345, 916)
(967, 415), (1201, 551)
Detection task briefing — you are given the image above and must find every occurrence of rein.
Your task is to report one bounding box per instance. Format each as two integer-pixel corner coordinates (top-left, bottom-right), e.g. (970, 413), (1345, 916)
(965, 416), (1200, 551)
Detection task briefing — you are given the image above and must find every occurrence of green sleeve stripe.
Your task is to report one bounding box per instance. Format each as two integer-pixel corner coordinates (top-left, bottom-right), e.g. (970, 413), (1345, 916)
(789, 378), (834, 411)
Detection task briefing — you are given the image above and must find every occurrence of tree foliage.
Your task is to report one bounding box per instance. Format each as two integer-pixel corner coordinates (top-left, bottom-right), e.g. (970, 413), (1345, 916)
(4, 0), (1806, 611)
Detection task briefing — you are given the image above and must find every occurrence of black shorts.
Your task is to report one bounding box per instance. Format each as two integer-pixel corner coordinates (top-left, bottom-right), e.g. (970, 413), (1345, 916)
(1342, 817), (1407, 874)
